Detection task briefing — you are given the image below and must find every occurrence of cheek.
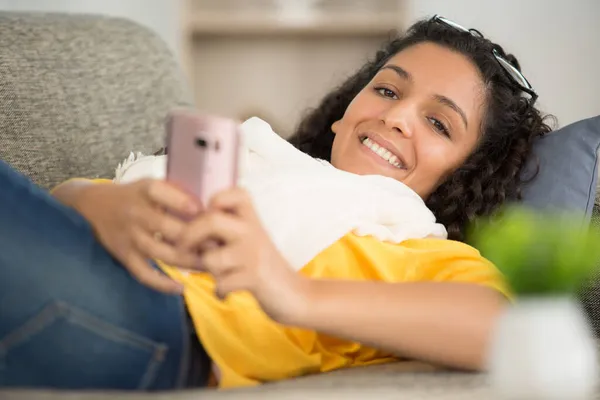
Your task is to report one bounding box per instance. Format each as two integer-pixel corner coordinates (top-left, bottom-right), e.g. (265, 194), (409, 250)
(341, 90), (386, 126)
(330, 96), (371, 157)
(330, 134), (343, 163)
(417, 139), (469, 179)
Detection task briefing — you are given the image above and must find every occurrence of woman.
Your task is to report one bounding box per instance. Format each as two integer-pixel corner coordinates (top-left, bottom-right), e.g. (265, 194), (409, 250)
(0, 16), (551, 390)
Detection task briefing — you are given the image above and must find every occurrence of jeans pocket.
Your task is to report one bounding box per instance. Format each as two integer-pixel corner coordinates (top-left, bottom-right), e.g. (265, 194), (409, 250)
(0, 301), (168, 390)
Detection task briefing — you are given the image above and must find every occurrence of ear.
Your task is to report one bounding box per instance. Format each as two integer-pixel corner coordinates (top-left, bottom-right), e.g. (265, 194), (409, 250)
(331, 119), (341, 135)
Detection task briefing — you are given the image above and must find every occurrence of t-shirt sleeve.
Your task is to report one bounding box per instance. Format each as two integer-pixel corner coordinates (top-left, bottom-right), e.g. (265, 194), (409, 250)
(404, 238), (512, 300)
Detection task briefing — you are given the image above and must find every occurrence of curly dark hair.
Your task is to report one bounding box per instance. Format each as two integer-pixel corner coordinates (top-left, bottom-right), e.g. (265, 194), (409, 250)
(288, 18), (553, 242)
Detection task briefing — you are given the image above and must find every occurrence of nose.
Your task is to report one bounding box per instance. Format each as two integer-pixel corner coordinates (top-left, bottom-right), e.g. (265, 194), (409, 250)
(381, 103), (413, 138)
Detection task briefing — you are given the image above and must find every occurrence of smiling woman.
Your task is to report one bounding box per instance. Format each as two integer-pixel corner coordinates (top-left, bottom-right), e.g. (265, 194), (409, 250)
(1, 15), (553, 392)
(291, 17), (552, 240)
(329, 43), (483, 198)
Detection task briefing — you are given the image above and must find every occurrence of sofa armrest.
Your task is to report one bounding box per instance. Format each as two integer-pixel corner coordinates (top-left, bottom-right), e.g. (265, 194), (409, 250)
(0, 12), (193, 188)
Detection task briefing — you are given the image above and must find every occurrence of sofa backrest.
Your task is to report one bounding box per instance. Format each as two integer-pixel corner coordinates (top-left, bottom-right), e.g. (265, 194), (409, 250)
(0, 12), (193, 189)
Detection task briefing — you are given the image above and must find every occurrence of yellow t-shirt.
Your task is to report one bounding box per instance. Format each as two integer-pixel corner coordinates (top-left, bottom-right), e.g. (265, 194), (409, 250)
(53, 179), (508, 388)
(160, 234), (509, 389)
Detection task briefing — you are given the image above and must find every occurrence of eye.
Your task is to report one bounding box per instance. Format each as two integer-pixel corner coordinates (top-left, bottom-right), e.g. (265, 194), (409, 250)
(428, 117), (450, 137)
(375, 87), (398, 99)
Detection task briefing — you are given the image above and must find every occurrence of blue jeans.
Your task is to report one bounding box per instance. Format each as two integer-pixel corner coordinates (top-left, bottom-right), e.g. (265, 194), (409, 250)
(0, 160), (204, 390)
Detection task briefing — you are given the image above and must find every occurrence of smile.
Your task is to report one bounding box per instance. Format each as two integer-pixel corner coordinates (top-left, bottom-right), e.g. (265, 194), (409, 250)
(360, 137), (404, 169)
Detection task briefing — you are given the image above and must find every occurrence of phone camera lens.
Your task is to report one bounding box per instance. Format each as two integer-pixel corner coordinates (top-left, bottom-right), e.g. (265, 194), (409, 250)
(196, 138), (208, 148)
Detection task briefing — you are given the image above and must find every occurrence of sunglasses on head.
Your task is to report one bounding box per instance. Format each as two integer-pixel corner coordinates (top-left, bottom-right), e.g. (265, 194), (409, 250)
(430, 15), (538, 104)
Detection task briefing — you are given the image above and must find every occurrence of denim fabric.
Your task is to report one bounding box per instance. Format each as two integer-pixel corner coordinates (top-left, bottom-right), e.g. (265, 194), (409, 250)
(0, 160), (194, 390)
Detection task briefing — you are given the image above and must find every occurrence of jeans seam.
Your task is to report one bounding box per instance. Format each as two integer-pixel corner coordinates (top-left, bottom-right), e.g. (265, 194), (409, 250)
(64, 302), (170, 390)
(62, 302), (165, 351)
(0, 301), (66, 356)
(138, 345), (168, 390)
(0, 301), (168, 389)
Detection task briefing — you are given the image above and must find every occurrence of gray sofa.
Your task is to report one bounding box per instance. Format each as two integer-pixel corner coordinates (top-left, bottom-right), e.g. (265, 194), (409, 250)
(1, 12), (600, 400)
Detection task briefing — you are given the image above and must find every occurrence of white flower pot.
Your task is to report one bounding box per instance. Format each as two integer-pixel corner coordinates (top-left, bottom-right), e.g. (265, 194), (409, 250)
(488, 297), (598, 400)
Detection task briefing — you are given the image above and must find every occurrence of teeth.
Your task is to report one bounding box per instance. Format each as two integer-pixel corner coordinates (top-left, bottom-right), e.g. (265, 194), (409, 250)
(361, 137), (403, 168)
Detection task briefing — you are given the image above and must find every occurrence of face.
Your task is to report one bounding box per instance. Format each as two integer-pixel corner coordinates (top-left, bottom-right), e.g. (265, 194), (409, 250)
(330, 42), (486, 199)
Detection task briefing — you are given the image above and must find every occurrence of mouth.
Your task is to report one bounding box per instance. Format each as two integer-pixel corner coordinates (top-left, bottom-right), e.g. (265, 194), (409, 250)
(358, 133), (407, 170)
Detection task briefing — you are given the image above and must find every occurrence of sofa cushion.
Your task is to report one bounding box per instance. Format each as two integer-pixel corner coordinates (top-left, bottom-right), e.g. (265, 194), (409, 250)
(0, 12), (193, 189)
(0, 364), (499, 399)
(517, 116), (600, 333)
(520, 116), (600, 221)
(581, 203), (600, 335)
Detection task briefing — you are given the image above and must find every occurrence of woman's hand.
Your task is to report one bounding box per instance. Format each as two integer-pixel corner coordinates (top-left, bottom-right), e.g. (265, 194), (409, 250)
(179, 188), (310, 324)
(64, 179), (202, 293)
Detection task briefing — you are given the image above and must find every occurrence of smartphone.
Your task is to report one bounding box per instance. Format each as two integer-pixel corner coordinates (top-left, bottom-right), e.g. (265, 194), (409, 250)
(166, 110), (240, 211)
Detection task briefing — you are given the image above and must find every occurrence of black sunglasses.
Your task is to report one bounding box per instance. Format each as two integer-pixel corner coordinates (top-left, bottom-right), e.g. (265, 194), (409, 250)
(430, 15), (538, 104)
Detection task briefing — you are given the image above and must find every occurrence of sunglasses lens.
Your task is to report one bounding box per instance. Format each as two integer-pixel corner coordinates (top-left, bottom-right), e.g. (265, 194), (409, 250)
(436, 16), (470, 33)
(434, 16), (536, 101)
(494, 53), (533, 90)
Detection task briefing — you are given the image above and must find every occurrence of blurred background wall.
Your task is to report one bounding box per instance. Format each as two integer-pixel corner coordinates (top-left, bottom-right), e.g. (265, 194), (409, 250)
(0, 0), (598, 132)
(176, 0), (402, 137)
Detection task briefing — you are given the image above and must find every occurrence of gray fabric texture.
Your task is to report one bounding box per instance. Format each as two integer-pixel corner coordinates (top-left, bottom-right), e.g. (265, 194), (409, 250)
(0, 12), (193, 189)
(518, 117), (600, 335)
(520, 115), (600, 221)
(2, 361), (600, 399)
(0, 365), (524, 400)
(517, 115), (600, 336)
(581, 203), (600, 336)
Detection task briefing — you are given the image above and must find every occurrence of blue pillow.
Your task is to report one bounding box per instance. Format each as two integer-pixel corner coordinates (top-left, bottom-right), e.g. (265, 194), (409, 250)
(520, 115), (600, 221)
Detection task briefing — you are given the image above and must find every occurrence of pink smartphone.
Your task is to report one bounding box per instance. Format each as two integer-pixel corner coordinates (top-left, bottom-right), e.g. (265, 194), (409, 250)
(166, 110), (240, 211)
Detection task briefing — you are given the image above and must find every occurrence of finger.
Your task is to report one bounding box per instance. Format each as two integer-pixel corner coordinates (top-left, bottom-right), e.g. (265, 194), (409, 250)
(131, 228), (201, 270)
(131, 206), (188, 244)
(124, 252), (183, 294)
(180, 212), (246, 251)
(209, 187), (256, 220)
(141, 180), (199, 218)
(200, 245), (243, 276)
(214, 270), (251, 300)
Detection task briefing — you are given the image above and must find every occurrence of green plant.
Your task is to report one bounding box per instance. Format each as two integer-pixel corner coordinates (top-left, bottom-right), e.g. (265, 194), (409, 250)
(469, 207), (600, 296)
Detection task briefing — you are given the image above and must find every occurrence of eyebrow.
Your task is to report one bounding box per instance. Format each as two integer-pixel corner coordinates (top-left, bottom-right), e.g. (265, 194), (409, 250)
(434, 94), (469, 129)
(381, 65), (413, 82)
(380, 64), (469, 130)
